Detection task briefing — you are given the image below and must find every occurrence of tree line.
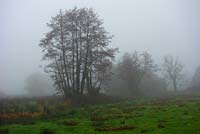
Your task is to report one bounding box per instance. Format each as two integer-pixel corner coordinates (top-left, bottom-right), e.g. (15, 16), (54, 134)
(108, 53), (184, 97)
(38, 7), (198, 100)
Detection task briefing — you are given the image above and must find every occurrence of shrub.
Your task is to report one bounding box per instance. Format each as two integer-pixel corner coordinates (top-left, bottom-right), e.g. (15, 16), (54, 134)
(41, 128), (55, 134)
(0, 129), (9, 134)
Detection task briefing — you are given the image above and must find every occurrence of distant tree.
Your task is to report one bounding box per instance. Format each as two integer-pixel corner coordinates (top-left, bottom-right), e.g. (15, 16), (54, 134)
(117, 52), (141, 94)
(191, 66), (200, 91)
(24, 72), (54, 97)
(117, 51), (157, 95)
(139, 73), (167, 97)
(39, 8), (117, 98)
(162, 55), (184, 91)
(140, 51), (158, 76)
(0, 90), (6, 98)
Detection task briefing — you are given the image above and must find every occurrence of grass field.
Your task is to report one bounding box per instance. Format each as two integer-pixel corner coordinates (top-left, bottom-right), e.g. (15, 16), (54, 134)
(1, 96), (200, 134)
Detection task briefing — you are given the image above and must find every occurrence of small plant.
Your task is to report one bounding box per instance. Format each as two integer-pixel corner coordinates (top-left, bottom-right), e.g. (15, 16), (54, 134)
(183, 111), (189, 115)
(64, 121), (78, 126)
(67, 110), (76, 115)
(41, 128), (55, 134)
(120, 120), (125, 125)
(0, 129), (9, 134)
(141, 129), (148, 133)
(176, 102), (185, 107)
(91, 121), (105, 128)
(157, 122), (165, 128)
(95, 125), (136, 131)
(90, 115), (108, 121)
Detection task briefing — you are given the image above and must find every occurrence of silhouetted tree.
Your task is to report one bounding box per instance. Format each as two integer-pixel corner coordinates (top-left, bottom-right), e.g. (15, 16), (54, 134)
(39, 8), (117, 98)
(162, 55), (184, 91)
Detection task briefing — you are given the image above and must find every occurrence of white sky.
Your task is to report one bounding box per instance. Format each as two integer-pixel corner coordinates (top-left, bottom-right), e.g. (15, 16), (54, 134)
(0, 0), (200, 94)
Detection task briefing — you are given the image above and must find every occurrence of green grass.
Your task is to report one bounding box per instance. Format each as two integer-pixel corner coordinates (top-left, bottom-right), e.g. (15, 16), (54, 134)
(1, 96), (200, 134)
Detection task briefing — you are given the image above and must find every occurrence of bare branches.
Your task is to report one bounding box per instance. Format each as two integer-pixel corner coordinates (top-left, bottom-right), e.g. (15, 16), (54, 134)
(117, 51), (157, 95)
(39, 8), (117, 98)
(162, 55), (184, 91)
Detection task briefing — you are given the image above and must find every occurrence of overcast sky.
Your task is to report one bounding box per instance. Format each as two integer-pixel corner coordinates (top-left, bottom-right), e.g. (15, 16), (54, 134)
(0, 0), (200, 94)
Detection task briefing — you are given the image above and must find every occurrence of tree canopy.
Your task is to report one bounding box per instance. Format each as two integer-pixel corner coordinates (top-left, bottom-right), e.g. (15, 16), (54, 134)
(39, 8), (117, 98)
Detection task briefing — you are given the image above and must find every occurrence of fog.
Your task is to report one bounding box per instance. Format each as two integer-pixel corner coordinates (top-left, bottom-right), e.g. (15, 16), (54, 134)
(1, 0), (200, 95)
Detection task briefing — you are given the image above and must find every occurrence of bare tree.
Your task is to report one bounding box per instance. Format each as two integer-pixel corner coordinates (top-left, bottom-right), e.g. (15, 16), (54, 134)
(39, 8), (117, 98)
(118, 52), (141, 94)
(191, 66), (200, 91)
(140, 51), (158, 76)
(117, 51), (157, 95)
(139, 73), (167, 97)
(162, 55), (184, 91)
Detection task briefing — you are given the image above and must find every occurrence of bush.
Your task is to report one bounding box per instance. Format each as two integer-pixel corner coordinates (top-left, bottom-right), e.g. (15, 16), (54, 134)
(0, 129), (9, 134)
(41, 128), (55, 134)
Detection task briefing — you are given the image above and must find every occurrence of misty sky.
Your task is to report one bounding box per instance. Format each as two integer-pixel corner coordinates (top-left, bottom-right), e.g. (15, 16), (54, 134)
(0, 0), (200, 94)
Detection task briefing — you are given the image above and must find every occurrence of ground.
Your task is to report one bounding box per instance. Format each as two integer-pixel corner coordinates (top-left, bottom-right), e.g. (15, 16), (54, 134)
(1, 95), (200, 134)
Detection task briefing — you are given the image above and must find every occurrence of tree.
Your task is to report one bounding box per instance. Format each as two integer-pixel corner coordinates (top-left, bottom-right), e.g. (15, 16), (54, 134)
(117, 51), (157, 95)
(0, 90), (7, 98)
(118, 52), (141, 94)
(24, 72), (54, 97)
(162, 55), (184, 91)
(139, 73), (167, 97)
(39, 8), (117, 98)
(191, 66), (200, 91)
(140, 51), (158, 76)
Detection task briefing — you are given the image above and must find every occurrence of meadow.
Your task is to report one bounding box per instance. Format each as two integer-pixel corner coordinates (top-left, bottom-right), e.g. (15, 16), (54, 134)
(0, 95), (200, 134)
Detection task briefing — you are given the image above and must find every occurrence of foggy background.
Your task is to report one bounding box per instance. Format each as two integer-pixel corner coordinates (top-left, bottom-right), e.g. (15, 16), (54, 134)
(0, 0), (200, 95)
